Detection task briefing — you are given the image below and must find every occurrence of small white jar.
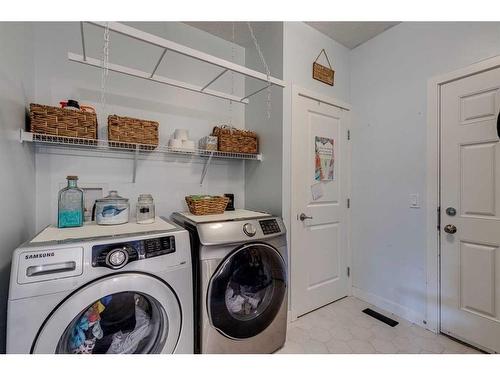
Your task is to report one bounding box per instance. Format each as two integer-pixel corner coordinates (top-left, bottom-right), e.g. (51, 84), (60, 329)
(136, 194), (155, 224)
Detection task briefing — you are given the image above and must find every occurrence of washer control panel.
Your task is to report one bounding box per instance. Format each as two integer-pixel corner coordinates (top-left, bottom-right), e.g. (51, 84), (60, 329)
(259, 219), (281, 235)
(92, 236), (176, 269)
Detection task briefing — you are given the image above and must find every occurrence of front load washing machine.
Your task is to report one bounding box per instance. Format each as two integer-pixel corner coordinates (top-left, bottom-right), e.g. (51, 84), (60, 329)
(172, 209), (288, 354)
(7, 217), (193, 354)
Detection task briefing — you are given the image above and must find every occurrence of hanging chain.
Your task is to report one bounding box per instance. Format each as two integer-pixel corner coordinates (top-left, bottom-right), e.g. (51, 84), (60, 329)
(229, 22), (235, 126)
(247, 22), (271, 119)
(100, 23), (110, 122)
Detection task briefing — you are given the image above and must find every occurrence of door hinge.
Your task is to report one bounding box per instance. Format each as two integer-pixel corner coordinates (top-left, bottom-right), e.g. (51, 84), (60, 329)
(437, 206), (441, 231)
(347, 267), (351, 277)
(347, 198), (350, 208)
(347, 129), (351, 140)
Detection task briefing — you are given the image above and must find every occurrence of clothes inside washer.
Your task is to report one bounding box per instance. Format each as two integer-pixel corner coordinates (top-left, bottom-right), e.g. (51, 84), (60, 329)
(67, 292), (153, 354)
(106, 304), (152, 354)
(69, 298), (109, 353)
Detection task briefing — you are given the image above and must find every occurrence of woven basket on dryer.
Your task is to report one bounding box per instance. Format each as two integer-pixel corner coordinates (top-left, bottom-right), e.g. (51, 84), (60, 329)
(212, 125), (258, 154)
(108, 115), (159, 150)
(29, 103), (98, 140)
(185, 195), (230, 215)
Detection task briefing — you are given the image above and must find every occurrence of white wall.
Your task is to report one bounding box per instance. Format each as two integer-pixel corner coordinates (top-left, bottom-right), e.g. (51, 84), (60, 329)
(32, 22), (246, 229)
(244, 23), (284, 216)
(0, 23), (36, 353)
(350, 22), (500, 324)
(283, 22), (351, 103)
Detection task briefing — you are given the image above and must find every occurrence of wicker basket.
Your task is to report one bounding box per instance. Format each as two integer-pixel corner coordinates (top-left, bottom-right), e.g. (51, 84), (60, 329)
(29, 103), (98, 139)
(108, 115), (159, 149)
(212, 125), (258, 154)
(185, 195), (230, 215)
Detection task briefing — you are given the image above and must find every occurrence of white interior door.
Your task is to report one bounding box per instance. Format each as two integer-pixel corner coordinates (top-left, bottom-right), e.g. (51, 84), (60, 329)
(440, 66), (500, 353)
(291, 89), (350, 319)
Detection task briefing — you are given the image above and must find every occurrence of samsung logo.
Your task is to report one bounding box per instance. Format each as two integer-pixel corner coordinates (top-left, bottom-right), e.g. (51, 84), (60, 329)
(25, 252), (55, 260)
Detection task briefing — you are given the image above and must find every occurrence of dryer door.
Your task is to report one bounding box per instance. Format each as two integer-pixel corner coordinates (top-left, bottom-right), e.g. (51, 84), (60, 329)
(208, 243), (286, 339)
(32, 273), (181, 354)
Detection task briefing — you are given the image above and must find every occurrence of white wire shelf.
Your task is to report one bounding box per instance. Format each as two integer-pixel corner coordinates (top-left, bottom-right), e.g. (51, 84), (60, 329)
(20, 130), (262, 161)
(70, 22), (286, 104)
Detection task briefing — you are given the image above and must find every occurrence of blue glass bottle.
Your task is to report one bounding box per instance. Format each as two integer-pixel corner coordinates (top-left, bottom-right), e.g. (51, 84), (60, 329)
(58, 176), (84, 228)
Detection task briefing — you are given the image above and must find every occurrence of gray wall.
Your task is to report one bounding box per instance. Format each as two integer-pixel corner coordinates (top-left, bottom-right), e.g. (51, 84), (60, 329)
(244, 23), (284, 216)
(350, 22), (500, 322)
(32, 22), (247, 229)
(0, 23), (36, 353)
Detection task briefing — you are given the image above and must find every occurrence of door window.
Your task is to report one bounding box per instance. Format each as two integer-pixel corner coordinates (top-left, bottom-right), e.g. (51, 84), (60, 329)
(208, 243), (286, 339)
(56, 292), (167, 354)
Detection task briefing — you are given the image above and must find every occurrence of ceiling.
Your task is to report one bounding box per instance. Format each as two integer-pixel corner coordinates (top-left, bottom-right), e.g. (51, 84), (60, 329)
(305, 22), (400, 49)
(184, 22), (282, 49)
(186, 22), (399, 50)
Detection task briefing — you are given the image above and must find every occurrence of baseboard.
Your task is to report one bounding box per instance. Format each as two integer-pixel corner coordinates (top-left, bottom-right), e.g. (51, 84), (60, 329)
(352, 287), (428, 330)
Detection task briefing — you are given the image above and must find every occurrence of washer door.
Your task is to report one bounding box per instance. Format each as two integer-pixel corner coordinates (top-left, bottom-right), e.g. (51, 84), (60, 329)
(33, 273), (181, 354)
(208, 243), (286, 339)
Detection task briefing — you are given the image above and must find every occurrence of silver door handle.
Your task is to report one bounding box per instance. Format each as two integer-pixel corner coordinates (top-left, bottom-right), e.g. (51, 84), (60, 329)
(299, 213), (313, 221)
(444, 224), (457, 234)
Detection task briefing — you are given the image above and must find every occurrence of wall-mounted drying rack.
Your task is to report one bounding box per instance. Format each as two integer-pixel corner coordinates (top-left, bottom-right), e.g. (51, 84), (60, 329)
(68, 22), (286, 103)
(20, 130), (261, 185)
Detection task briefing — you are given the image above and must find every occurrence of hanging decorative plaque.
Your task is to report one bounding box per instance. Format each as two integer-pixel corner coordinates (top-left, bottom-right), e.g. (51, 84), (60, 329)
(313, 49), (334, 86)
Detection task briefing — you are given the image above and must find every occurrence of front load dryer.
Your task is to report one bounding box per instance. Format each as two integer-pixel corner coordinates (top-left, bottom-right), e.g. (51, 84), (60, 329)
(172, 209), (288, 354)
(7, 217), (193, 354)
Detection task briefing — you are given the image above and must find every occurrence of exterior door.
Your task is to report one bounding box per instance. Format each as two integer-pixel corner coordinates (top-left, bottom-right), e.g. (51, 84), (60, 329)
(208, 243), (287, 339)
(440, 66), (500, 353)
(33, 273), (182, 354)
(291, 90), (350, 318)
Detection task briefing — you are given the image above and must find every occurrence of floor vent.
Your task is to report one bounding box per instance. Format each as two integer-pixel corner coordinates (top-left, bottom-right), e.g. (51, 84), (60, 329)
(362, 308), (399, 327)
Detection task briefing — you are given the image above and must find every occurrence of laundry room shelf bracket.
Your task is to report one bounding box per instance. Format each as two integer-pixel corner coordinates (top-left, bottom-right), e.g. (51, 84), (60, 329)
(200, 152), (214, 186)
(70, 22), (286, 104)
(132, 146), (139, 183)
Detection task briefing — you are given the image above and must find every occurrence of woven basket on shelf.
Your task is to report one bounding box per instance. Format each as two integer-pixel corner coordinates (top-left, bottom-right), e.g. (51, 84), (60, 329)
(108, 115), (159, 149)
(29, 103), (98, 139)
(185, 196), (230, 215)
(212, 125), (258, 154)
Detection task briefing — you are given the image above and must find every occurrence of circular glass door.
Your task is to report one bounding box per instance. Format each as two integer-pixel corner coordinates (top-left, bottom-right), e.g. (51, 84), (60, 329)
(208, 243), (286, 339)
(56, 291), (166, 354)
(33, 273), (181, 354)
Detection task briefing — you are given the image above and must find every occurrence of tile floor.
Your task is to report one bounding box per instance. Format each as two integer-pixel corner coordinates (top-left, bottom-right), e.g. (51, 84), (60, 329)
(277, 297), (481, 354)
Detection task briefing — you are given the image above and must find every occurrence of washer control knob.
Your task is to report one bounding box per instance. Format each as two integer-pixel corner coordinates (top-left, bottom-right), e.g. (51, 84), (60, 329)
(106, 248), (129, 269)
(243, 223), (257, 237)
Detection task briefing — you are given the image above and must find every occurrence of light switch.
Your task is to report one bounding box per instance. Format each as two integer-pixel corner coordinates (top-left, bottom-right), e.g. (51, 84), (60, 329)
(410, 193), (420, 208)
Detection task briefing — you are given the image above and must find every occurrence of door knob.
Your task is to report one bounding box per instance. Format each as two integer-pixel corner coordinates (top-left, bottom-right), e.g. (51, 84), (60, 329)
(299, 213), (313, 221)
(444, 224), (457, 234)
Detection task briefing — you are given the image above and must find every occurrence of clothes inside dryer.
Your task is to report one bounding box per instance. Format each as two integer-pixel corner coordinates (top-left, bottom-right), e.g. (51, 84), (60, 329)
(224, 250), (274, 320)
(56, 292), (167, 354)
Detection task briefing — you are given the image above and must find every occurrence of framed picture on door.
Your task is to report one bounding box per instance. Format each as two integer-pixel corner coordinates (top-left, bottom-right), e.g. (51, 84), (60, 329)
(314, 136), (335, 181)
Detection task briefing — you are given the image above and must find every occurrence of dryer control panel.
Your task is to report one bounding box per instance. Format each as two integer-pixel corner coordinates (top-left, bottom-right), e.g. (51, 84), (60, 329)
(92, 236), (176, 269)
(259, 219), (281, 235)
